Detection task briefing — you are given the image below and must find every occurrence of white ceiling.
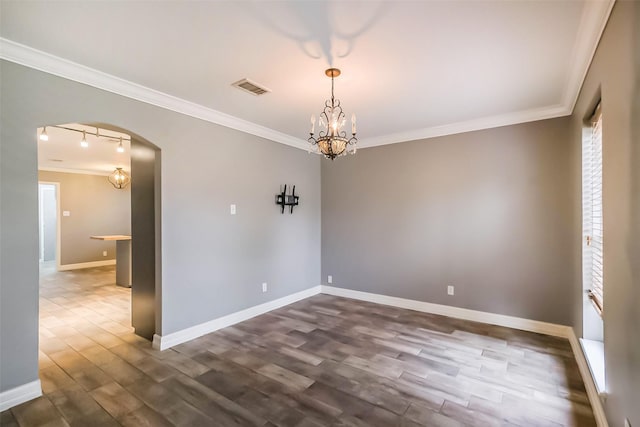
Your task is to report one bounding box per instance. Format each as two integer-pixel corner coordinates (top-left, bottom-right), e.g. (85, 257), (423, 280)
(38, 124), (131, 175)
(1, 1), (613, 149)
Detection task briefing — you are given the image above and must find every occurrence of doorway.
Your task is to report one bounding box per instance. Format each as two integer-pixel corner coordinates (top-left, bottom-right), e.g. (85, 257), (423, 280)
(38, 183), (59, 264)
(36, 123), (160, 341)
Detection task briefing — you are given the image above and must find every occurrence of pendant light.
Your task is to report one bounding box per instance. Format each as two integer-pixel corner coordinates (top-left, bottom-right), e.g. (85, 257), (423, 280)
(108, 168), (131, 189)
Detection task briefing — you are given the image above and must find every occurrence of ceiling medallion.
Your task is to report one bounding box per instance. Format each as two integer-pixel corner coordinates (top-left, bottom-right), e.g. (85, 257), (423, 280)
(308, 68), (357, 160)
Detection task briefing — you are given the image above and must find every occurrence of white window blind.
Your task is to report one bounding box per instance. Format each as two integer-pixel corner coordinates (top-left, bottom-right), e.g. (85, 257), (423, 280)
(583, 103), (603, 315)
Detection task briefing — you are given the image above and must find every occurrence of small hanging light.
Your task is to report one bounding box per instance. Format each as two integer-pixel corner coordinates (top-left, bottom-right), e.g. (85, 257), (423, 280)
(80, 130), (89, 148)
(39, 127), (49, 141)
(116, 137), (125, 153)
(108, 168), (131, 189)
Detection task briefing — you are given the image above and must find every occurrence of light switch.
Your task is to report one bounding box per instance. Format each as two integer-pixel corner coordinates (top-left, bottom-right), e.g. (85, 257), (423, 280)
(62, 211), (71, 217)
(230, 204), (236, 215)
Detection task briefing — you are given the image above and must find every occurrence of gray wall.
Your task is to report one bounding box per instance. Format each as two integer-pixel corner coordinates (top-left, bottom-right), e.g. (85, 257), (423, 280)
(0, 61), (321, 392)
(569, 2), (639, 425)
(38, 171), (131, 266)
(322, 117), (575, 326)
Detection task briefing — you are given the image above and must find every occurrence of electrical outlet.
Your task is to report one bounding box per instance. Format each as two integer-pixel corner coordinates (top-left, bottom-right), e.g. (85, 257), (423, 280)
(447, 285), (455, 296)
(102, 251), (107, 257)
(328, 275), (333, 284)
(230, 204), (236, 215)
(262, 282), (267, 293)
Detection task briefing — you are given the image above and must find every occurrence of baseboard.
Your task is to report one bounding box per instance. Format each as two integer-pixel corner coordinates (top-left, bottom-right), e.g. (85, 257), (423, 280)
(320, 286), (571, 338)
(57, 259), (116, 271)
(0, 380), (42, 412)
(153, 285), (322, 350)
(568, 330), (609, 427)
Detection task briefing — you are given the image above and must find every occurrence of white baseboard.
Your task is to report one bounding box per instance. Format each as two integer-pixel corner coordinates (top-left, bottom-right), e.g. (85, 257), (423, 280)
(321, 286), (571, 337)
(57, 259), (116, 271)
(154, 284), (574, 352)
(153, 285), (322, 350)
(568, 330), (609, 427)
(0, 380), (42, 412)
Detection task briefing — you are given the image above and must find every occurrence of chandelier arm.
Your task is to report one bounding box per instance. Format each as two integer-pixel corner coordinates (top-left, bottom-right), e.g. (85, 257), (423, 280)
(318, 109), (331, 138)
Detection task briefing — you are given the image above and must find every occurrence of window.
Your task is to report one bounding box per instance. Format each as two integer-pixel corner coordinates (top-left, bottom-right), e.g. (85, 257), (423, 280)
(583, 103), (603, 315)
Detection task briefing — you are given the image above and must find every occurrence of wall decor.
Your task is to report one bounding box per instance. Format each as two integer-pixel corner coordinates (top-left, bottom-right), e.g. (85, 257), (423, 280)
(275, 184), (299, 214)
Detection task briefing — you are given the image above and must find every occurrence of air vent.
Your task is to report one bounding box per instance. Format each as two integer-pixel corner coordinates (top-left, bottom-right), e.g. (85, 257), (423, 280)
(232, 78), (271, 96)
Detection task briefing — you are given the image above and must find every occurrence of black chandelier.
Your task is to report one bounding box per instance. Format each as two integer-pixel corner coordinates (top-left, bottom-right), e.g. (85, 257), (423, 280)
(308, 68), (357, 160)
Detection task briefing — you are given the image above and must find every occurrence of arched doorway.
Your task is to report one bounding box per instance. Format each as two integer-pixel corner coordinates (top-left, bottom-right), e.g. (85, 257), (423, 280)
(37, 122), (161, 340)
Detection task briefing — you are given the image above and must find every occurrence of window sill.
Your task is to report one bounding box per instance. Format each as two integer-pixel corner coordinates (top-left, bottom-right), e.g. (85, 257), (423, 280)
(580, 338), (606, 398)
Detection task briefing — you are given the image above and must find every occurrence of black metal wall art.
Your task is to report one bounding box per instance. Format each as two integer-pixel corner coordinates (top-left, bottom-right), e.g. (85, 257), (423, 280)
(276, 185), (299, 214)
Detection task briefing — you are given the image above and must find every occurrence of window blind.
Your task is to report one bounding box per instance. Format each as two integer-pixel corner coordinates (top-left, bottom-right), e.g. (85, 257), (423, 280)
(584, 104), (604, 315)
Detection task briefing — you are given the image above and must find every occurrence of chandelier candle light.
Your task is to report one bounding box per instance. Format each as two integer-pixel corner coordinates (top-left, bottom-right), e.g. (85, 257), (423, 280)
(308, 68), (357, 160)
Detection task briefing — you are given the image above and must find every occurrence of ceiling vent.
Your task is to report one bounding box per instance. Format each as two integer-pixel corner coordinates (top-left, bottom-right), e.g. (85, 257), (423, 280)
(232, 78), (271, 96)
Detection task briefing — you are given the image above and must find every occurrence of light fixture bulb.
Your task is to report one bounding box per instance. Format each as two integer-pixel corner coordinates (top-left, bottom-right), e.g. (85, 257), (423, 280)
(80, 131), (89, 148)
(39, 127), (49, 141)
(117, 137), (125, 153)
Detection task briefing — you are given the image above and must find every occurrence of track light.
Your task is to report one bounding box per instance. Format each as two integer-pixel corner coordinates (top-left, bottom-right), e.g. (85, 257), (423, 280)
(42, 125), (131, 150)
(80, 130), (89, 148)
(39, 127), (49, 141)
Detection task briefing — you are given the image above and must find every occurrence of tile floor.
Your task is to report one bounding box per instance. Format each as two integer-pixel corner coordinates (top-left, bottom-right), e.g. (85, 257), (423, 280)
(0, 265), (596, 426)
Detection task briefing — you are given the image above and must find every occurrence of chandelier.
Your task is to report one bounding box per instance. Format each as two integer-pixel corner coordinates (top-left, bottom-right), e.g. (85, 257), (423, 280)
(308, 68), (357, 160)
(108, 168), (131, 189)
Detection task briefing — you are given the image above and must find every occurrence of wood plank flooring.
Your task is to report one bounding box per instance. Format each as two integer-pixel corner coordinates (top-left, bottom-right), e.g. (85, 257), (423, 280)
(1, 265), (596, 426)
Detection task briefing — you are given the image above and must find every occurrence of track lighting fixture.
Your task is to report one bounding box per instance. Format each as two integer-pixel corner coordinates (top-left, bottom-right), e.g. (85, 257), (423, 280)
(80, 130), (89, 148)
(40, 124), (131, 152)
(39, 127), (49, 141)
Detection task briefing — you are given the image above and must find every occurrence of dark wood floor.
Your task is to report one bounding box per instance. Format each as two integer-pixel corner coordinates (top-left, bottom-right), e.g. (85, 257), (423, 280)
(1, 265), (595, 426)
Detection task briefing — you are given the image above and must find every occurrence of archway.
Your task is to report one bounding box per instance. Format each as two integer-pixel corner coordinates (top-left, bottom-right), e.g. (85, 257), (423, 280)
(37, 122), (161, 340)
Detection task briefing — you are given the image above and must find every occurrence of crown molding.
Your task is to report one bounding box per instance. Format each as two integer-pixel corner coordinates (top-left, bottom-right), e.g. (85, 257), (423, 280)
(0, 38), (308, 150)
(0, 0), (614, 150)
(360, 0), (614, 149)
(359, 104), (571, 148)
(39, 167), (114, 176)
(562, 0), (615, 111)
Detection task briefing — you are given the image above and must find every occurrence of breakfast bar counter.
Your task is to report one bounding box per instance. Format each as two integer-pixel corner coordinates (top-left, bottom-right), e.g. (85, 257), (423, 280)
(90, 235), (131, 287)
